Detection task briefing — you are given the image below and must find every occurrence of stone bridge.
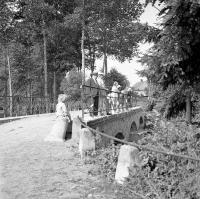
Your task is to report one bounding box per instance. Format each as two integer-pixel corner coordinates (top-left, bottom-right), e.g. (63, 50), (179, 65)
(72, 106), (145, 146)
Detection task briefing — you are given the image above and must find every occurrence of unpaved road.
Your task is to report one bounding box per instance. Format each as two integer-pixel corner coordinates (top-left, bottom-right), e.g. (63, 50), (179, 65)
(0, 114), (115, 199)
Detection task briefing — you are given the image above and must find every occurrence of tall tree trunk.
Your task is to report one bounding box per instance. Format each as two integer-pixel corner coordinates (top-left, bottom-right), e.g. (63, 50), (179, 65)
(186, 89), (192, 123)
(102, 28), (108, 76)
(53, 71), (56, 110)
(27, 72), (30, 115)
(4, 55), (8, 117)
(30, 80), (32, 114)
(43, 28), (48, 112)
(81, 0), (85, 118)
(88, 43), (93, 73)
(27, 46), (32, 115)
(148, 79), (153, 101)
(6, 47), (13, 117)
(92, 43), (96, 72)
(4, 79), (7, 117)
(103, 51), (107, 75)
(81, 26), (85, 83)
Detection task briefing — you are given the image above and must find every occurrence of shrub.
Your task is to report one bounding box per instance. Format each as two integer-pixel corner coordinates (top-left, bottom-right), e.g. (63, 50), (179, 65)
(146, 100), (156, 111)
(60, 69), (82, 102)
(157, 85), (200, 120)
(117, 116), (200, 199)
(88, 144), (121, 182)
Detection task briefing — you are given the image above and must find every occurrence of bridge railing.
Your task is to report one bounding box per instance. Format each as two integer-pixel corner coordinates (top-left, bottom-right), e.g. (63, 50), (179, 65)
(78, 117), (200, 197)
(81, 84), (147, 118)
(78, 116), (200, 162)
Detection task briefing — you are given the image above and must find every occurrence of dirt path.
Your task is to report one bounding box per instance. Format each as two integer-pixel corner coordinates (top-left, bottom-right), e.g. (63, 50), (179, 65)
(0, 115), (115, 199)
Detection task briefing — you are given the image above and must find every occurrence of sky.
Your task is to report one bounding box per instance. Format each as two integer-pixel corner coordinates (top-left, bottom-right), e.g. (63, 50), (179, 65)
(91, 4), (160, 86)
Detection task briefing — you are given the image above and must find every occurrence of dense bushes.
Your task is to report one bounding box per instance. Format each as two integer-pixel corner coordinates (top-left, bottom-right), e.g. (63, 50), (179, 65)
(117, 115), (200, 199)
(88, 144), (121, 182)
(152, 85), (200, 121)
(88, 112), (200, 198)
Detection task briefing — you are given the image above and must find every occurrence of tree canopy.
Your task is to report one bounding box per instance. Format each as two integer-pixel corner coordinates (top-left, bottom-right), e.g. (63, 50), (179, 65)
(103, 68), (129, 91)
(0, 0), (158, 116)
(139, 0), (200, 122)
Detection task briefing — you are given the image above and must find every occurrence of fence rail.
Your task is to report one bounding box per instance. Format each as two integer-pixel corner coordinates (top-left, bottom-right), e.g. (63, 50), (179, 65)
(78, 116), (200, 162)
(81, 84), (148, 117)
(0, 96), (55, 117)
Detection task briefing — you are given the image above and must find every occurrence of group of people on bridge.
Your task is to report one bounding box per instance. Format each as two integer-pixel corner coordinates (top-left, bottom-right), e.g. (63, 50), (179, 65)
(83, 72), (134, 116)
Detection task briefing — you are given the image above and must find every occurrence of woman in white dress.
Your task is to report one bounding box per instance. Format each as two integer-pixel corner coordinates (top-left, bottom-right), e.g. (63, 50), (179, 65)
(109, 81), (121, 114)
(44, 94), (71, 142)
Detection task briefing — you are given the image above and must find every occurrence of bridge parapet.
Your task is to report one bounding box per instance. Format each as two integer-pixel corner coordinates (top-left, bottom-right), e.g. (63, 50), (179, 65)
(86, 107), (144, 127)
(72, 106), (145, 146)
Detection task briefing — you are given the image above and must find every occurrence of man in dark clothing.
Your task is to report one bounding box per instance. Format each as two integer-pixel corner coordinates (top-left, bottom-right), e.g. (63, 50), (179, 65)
(84, 72), (99, 116)
(127, 88), (132, 108)
(91, 72), (99, 116)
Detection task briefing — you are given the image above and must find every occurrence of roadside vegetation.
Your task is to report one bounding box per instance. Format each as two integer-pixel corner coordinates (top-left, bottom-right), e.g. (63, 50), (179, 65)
(83, 110), (200, 198)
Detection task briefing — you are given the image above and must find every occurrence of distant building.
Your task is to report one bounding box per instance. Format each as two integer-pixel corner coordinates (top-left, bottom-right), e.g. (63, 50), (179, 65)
(132, 79), (148, 96)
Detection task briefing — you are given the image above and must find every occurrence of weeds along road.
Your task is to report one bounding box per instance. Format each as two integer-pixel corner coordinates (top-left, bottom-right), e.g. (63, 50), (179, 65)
(0, 114), (116, 199)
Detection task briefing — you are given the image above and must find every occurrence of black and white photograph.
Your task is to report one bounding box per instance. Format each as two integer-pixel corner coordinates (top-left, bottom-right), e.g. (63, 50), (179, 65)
(1, 0), (200, 198)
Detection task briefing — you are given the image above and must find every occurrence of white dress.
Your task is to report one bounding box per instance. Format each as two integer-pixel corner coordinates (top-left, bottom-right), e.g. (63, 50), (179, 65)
(44, 102), (70, 142)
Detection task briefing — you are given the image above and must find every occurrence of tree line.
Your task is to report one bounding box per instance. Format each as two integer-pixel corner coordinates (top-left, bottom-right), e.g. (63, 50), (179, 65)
(0, 0), (155, 116)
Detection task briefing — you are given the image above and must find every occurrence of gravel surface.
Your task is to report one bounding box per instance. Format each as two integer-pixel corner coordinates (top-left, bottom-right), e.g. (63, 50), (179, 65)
(0, 114), (116, 199)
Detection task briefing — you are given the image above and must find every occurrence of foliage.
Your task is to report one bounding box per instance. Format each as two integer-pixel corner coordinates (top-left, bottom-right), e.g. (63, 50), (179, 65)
(146, 100), (156, 111)
(149, 84), (199, 120)
(47, 22), (82, 73)
(0, 0), (159, 116)
(116, 114), (200, 199)
(0, 0), (81, 101)
(86, 111), (200, 198)
(103, 68), (129, 90)
(139, 0), (200, 121)
(60, 70), (82, 102)
(88, 144), (121, 182)
(85, 0), (144, 59)
(65, 0), (158, 72)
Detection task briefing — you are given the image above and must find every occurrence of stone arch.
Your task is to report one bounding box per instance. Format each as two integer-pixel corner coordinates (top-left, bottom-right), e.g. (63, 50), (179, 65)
(130, 121), (137, 131)
(140, 116), (143, 125)
(139, 116), (143, 128)
(128, 121), (139, 142)
(114, 132), (125, 145)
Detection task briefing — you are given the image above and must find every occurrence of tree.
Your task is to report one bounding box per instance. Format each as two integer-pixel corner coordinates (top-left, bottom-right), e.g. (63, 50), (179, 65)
(65, 0), (155, 75)
(103, 68), (129, 90)
(60, 69), (82, 102)
(18, 0), (56, 110)
(0, 0), (17, 116)
(16, 0), (79, 111)
(47, 21), (82, 103)
(140, 0), (200, 123)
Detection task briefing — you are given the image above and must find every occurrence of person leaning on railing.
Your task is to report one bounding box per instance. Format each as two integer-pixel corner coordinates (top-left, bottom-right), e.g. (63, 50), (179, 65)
(127, 88), (133, 108)
(84, 73), (99, 116)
